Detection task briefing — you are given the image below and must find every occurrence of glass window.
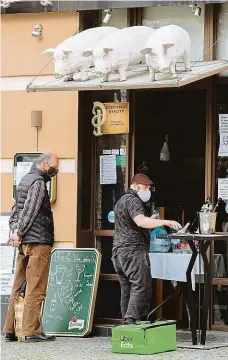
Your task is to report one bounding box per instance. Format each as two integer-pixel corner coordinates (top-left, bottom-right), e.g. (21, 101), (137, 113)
(95, 134), (127, 230)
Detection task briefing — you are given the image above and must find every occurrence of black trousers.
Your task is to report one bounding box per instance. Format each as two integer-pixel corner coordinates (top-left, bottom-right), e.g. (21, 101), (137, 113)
(112, 250), (152, 323)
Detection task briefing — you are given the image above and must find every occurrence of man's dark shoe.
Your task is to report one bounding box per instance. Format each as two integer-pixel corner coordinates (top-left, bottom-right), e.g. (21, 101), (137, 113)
(24, 333), (56, 342)
(5, 333), (18, 342)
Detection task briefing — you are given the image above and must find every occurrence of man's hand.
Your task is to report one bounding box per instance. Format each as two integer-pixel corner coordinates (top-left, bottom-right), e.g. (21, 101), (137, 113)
(9, 234), (22, 248)
(164, 220), (182, 231)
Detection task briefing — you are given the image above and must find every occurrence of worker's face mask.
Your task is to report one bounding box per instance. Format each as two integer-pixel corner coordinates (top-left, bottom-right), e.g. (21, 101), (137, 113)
(137, 188), (151, 203)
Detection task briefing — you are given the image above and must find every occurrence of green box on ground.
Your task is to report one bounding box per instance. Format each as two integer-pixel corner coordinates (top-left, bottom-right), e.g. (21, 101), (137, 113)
(112, 320), (176, 355)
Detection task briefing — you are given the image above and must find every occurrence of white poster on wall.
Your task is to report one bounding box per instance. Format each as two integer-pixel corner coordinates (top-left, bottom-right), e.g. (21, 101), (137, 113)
(0, 215), (10, 244)
(218, 114), (228, 156)
(218, 178), (228, 200)
(100, 155), (117, 185)
(0, 274), (15, 296)
(15, 162), (33, 186)
(0, 246), (17, 296)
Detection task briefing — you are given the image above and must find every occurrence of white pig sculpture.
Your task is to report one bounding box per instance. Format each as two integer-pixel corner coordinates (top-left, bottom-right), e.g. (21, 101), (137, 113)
(141, 25), (191, 82)
(82, 26), (155, 82)
(42, 27), (119, 81)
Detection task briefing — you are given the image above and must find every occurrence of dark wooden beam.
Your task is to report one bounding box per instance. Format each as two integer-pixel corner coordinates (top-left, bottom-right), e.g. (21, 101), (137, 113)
(204, 4), (219, 61)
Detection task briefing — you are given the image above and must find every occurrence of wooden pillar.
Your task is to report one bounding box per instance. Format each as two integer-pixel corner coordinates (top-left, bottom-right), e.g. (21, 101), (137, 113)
(204, 4), (218, 201)
(204, 3), (219, 330)
(79, 9), (102, 32)
(127, 8), (142, 183)
(127, 7), (142, 27)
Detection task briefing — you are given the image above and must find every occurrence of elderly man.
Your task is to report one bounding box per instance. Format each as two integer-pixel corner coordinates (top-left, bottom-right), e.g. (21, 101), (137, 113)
(112, 173), (182, 325)
(4, 153), (59, 342)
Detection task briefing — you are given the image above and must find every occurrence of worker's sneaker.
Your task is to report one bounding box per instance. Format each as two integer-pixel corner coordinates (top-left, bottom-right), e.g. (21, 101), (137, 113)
(5, 333), (18, 342)
(24, 333), (56, 342)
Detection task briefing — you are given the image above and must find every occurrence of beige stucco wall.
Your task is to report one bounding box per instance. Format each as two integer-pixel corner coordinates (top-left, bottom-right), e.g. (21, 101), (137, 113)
(1, 11), (79, 77)
(1, 11), (80, 248)
(1, 91), (78, 246)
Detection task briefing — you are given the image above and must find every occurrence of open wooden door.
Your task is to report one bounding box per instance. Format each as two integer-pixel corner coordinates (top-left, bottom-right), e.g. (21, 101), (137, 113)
(76, 91), (95, 248)
(92, 90), (135, 324)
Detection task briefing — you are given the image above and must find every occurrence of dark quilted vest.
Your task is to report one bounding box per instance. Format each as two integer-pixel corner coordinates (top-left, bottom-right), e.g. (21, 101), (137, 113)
(16, 165), (54, 246)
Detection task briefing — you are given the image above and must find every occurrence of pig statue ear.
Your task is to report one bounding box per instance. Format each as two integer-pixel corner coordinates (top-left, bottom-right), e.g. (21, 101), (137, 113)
(62, 49), (73, 55)
(141, 48), (153, 56)
(103, 48), (113, 54)
(42, 48), (55, 56)
(163, 43), (174, 52)
(82, 49), (93, 57)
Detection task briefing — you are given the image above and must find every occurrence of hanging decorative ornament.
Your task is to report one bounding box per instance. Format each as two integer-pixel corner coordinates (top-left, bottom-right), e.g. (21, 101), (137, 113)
(0, 0), (15, 8)
(160, 134), (170, 162)
(40, 0), (53, 6)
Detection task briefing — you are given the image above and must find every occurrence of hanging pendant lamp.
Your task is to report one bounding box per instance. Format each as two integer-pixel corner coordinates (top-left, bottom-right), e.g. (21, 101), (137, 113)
(160, 134), (170, 162)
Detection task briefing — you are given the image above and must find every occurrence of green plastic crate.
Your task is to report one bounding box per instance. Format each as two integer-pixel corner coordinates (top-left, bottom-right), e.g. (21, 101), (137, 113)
(112, 320), (176, 355)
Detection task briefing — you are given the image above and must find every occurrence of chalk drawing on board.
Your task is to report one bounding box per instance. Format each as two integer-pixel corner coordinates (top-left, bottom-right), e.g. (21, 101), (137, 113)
(49, 273), (56, 287)
(57, 279), (73, 303)
(75, 263), (85, 282)
(66, 268), (73, 278)
(43, 313), (64, 325)
(50, 293), (57, 312)
(56, 265), (66, 285)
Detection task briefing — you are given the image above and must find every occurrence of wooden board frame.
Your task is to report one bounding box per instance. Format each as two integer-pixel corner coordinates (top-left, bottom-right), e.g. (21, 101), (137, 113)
(42, 248), (101, 337)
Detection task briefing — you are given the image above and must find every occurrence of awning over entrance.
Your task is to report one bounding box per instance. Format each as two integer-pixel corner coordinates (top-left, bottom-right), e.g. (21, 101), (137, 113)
(24, 60), (228, 93)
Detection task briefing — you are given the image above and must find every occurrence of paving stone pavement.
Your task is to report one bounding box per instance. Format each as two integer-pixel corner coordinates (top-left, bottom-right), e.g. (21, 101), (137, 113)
(1, 336), (228, 360)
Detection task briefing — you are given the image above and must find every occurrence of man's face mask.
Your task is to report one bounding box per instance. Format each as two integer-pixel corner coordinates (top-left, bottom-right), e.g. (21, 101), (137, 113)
(46, 164), (59, 177)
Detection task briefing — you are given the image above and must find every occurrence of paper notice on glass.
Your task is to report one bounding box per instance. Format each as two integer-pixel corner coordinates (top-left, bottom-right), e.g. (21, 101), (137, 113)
(103, 150), (112, 155)
(218, 178), (228, 200)
(0, 216), (10, 244)
(0, 246), (16, 274)
(218, 114), (228, 156)
(15, 162), (33, 186)
(111, 149), (119, 155)
(0, 274), (15, 295)
(100, 155), (117, 185)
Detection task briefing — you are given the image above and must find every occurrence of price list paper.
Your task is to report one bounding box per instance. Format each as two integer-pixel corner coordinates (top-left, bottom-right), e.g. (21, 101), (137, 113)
(100, 155), (117, 185)
(218, 114), (228, 156)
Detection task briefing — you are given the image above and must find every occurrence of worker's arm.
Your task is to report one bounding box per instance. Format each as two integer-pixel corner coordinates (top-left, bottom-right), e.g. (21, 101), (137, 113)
(134, 214), (182, 231)
(17, 180), (46, 238)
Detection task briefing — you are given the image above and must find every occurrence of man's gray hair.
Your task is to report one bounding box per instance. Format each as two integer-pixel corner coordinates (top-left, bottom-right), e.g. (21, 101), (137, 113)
(35, 152), (52, 165)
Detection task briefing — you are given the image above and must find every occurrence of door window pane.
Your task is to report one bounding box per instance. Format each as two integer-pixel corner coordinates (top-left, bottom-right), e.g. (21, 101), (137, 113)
(95, 134), (127, 230)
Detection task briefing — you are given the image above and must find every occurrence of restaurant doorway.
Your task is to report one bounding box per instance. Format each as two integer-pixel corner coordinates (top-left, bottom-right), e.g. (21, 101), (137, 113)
(131, 88), (207, 324)
(133, 89), (206, 224)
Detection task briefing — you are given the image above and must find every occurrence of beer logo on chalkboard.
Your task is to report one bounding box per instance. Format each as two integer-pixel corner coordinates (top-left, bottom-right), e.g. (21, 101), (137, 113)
(68, 317), (85, 330)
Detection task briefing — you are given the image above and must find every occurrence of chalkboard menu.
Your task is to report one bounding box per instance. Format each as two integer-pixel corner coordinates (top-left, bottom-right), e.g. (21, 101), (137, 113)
(42, 249), (101, 337)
